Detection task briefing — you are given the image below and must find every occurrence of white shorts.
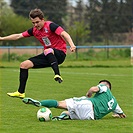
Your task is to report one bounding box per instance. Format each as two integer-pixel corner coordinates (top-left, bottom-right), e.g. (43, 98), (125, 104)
(65, 96), (94, 120)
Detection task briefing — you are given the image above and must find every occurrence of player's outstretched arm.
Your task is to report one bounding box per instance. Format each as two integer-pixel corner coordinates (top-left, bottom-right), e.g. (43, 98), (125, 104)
(112, 104), (126, 118)
(0, 33), (23, 41)
(86, 86), (99, 98)
(61, 31), (76, 52)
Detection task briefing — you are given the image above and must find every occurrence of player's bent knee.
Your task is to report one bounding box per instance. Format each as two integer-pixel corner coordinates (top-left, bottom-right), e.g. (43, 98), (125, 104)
(44, 48), (54, 55)
(58, 101), (67, 109)
(20, 60), (34, 69)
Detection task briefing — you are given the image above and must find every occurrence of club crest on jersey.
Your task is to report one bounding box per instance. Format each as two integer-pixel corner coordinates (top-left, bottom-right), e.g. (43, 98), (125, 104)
(44, 28), (48, 33)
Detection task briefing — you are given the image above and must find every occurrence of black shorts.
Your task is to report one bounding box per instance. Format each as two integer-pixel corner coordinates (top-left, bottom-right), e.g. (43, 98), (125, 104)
(29, 49), (66, 68)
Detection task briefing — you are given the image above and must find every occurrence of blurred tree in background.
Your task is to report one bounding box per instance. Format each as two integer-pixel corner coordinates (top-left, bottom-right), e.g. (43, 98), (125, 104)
(85, 0), (132, 44)
(0, 0), (132, 46)
(10, 0), (67, 26)
(0, 0), (36, 46)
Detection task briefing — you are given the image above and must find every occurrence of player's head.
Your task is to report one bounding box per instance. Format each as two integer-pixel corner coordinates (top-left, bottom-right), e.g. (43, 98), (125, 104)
(99, 80), (111, 90)
(29, 8), (44, 20)
(29, 8), (45, 30)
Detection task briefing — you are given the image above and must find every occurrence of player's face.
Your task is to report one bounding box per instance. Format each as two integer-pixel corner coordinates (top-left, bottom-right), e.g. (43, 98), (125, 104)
(30, 17), (44, 30)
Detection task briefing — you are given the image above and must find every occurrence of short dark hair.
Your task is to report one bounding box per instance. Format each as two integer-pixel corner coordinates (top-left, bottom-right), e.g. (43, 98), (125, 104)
(99, 80), (111, 90)
(29, 8), (44, 19)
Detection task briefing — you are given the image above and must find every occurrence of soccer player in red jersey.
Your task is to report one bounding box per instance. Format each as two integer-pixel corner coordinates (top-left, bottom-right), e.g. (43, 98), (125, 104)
(0, 8), (76, 98)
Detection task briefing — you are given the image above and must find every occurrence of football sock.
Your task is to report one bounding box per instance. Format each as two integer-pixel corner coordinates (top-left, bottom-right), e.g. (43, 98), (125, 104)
(18, 68), (28, 93)
(40, 100), (58, 108)
(45, 53), (60, 75)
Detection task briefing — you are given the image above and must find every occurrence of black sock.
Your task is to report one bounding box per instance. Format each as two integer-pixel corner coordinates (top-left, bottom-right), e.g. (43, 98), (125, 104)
(46, 53), (60, 75)
(18, 68), (28, 93)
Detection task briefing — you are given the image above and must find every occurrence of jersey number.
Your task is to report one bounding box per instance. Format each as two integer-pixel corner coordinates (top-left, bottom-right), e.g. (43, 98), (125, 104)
(108, 98), (114, 110)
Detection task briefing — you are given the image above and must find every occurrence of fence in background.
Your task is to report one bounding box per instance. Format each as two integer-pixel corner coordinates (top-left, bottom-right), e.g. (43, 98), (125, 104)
(0, 45), (132, 61)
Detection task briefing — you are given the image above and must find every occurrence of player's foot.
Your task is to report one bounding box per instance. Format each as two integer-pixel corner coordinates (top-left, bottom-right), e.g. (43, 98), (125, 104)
(54, 75), (63, 83)
(22, 98), (41, 107)
(7, 91), (25, 98)
(52, 113), (70, 121)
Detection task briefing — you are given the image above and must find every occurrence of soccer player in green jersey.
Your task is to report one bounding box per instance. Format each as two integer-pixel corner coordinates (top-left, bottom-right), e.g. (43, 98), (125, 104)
(23, 80), (126, 120)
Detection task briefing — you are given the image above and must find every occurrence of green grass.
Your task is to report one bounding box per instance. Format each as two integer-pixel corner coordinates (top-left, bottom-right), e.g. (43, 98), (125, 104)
(0, 60), (132, 133)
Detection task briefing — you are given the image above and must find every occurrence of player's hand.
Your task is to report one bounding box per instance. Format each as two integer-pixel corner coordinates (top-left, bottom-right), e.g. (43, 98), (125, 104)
(70, 45), (76, 52)
(112, 113), (126, 118)
(119, 113), (126, 118)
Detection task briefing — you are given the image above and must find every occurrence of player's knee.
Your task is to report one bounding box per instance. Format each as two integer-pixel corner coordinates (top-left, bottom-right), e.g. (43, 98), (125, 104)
(44, 48), (54, 55)
(58, 101), (67, 109)
(20, 60), (33, 69)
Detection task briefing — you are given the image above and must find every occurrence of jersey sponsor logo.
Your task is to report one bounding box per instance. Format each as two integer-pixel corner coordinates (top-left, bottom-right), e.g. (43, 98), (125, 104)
(44, 28), (48, 33)
(42, 37), (51, 46)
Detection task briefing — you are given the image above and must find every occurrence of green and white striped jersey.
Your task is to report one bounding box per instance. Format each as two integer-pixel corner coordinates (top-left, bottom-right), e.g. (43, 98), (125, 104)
(89, 84), (121, 120)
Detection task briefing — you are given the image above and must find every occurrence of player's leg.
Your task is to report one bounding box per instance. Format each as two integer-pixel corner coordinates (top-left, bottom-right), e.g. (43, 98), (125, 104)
(22, 98), (58, 107)
(30, 51), (65, 83)
(53, 49), (66, 83)
(7, 53), (50, 98)
(10, 53), (48, 98)
(7, 60), (33, 98)
(40, 100), (67, 109)
(44, 48), (65, 83)
(8, 53), (49, 98)
(52, 101), (71, 120)
(22, 98), (67, 109)
(44, 48), (59, 75)
(52, 111), (71, 121)
(18, 60), (33, 93)
(22, 98), (71, 120)
(57, 101), (67, 109)
(7, 52), (52, 98)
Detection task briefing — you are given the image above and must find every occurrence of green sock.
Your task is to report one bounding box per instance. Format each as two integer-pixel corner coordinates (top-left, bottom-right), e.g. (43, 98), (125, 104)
(40, 100), (58, 108)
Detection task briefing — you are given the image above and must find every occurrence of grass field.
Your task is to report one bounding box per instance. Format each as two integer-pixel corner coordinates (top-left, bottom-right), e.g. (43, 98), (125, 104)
(0, 60), (132, 133)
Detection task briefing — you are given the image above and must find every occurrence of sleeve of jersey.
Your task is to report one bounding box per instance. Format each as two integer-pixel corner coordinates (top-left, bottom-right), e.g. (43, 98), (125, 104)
(112, 104), (123, 114)
(97, 84), (107, 93)
(22, 31), (31, 37)
(55, 26), (64, 35)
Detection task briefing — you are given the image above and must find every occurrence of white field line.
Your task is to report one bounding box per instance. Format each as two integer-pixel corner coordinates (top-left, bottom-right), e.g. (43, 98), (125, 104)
(10, 69), (131, 77)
